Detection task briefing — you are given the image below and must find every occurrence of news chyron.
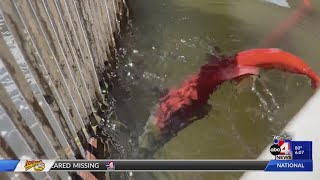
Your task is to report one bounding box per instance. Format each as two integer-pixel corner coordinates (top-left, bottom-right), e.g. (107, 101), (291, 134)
(264, 134), (313, 171)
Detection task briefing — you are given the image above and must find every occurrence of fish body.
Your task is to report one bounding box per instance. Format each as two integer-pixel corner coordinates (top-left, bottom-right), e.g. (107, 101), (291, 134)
(156, 48), (320, 132)
(138, 48), (320, 156)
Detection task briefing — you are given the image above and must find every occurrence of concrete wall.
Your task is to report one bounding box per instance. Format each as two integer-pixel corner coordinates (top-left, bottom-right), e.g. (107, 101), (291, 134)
(0, 0), (128, 179)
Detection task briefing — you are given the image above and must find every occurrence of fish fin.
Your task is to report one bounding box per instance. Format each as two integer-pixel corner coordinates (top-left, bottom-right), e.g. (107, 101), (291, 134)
(233, 74), (259, 83)
(221, 65), (260, 81)
(205, 53), (221, 62)
(213, 46), (222, 54)
(312, 79), (320, 89)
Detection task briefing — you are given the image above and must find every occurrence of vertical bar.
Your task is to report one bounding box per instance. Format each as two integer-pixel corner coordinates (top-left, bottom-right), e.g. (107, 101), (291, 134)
(15, 0), (88, 130)
(0, 3), (85, 157)
(12, 0), (89, 148)
(68, 0), (105, 102)
(0, 105), (50, 179)
(0, 27), (72, 159)
(0, 60), (58, 159)
(41, 0), (97, 112)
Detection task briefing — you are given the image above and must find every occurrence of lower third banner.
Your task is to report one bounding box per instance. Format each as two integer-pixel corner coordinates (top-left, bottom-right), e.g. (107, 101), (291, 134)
(0, 160), (314, 172)
(264, 160), (313, 171)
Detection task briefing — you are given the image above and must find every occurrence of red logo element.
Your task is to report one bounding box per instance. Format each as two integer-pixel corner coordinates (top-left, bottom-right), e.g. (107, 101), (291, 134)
(107, 161), (115, 170)
(278, 140), (291, 155)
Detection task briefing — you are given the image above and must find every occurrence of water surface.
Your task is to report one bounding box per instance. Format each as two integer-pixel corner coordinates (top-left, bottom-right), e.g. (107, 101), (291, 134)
(114, 0), (319, 179)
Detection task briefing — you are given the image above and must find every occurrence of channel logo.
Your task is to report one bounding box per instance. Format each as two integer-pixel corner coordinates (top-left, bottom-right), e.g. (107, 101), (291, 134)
(270, 135), (292, 160)
(106, 161), (115, 170)
(24, 160), (45, 172)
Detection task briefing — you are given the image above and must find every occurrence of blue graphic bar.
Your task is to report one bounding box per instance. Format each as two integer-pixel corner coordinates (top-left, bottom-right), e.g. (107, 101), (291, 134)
(265, 160), (313, 171)
(291, 141), (312, 160)
(0, 160), (19, 172)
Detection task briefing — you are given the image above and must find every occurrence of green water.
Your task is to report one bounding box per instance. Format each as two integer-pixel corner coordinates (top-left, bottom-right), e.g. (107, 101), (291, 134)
(115, 0), (319, 179)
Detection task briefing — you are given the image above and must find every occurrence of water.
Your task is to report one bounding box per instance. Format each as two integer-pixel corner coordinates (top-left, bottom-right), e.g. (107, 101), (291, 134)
(113, 0), (319, 179)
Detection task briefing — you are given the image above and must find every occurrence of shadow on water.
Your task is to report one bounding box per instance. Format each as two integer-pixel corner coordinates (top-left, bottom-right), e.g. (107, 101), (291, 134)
(110, 0), (317, 180)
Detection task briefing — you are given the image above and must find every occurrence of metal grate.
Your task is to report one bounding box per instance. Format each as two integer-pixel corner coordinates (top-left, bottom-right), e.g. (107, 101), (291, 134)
(0, 0), (128, 179)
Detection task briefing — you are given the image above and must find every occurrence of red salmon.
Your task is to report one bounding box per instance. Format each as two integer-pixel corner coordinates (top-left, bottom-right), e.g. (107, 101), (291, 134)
(154, 48), (320, 133)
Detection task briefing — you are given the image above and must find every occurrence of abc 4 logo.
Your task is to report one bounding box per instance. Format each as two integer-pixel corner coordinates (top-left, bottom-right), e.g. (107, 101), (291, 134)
(270, 141), (291, 155)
